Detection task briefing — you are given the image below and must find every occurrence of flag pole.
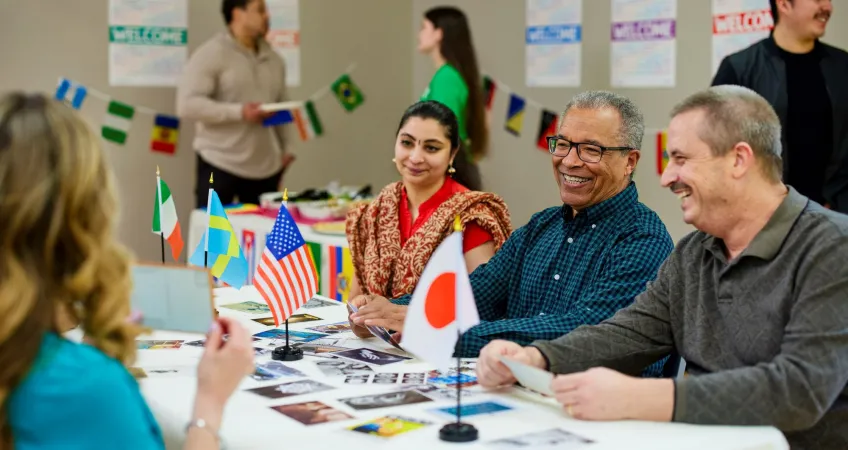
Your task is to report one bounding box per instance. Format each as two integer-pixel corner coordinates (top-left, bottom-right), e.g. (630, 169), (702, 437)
(439, 215), (478, 443)
(156, 166), (165, 263)
(205, 173), (213, 268)
(272, 188), (304, 362)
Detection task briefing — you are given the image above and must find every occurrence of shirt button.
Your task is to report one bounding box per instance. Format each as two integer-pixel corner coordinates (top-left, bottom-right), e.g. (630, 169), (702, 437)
(591, 224), (596, 229)
(554, 274), (560, 280)
(567, 238), (574, 244)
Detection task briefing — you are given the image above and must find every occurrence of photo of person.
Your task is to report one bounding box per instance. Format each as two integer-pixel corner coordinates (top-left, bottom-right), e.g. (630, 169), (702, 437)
(271, 401), (354, 426)
(338, 389), (433, 411)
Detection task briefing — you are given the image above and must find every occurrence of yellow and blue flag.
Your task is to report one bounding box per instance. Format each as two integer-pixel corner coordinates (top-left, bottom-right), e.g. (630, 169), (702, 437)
(190, 190), (249, 288)
(505, 94), (525, 136)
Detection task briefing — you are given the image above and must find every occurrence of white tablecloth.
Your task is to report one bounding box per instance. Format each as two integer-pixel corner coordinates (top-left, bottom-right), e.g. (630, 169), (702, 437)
(187, 209), (351, 300)
(137, 287), (789, 450)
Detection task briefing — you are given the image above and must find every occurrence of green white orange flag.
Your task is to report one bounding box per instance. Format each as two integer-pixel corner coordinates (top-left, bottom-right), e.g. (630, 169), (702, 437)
(152, 172), (184, 261)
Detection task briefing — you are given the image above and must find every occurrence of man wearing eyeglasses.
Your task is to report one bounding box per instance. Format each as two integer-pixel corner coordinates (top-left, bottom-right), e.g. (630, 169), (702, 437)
(350, 91), (674, 373)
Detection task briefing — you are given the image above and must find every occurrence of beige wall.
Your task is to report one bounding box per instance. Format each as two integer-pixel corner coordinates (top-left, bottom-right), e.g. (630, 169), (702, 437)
(0, 0), (411, 262)
(412, 0), (848, 243)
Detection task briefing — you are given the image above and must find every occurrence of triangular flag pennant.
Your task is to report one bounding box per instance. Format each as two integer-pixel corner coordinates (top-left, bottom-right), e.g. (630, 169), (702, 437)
(400, 228), (479, 372)
(482, 76), (496, 111)
(150, 114), (180, 155)
(536, 110), (558, 152)
(54, 78), (88, 110)
(657, 130), (669, 175)
(102, 100), (135, 145)
(331, 74), (365, 112)
(505, 94), (525, 136)
(189, 190), (249, 288)
(152, 175), (184, 261)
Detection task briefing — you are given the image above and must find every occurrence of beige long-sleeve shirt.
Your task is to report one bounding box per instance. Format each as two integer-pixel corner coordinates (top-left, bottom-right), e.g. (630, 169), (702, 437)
(177, 32), (286, 179)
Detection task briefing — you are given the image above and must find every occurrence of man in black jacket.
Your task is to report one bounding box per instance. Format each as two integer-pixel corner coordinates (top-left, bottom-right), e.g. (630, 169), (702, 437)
(712, 0), (848, 213)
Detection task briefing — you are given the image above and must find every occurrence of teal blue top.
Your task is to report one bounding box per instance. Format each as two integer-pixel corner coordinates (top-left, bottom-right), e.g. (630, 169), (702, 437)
(8, 333), (165, 450)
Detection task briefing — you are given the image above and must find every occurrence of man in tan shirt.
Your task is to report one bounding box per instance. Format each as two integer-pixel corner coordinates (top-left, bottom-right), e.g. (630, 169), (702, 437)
(177, 0), (292, 208)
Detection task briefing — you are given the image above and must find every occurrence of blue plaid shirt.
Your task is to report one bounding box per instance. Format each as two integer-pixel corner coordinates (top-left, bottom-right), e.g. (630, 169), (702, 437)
(393, 182), (674, 375)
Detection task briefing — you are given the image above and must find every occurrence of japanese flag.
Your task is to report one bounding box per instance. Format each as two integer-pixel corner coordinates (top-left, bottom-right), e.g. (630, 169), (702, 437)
(400, 230), (480, 372)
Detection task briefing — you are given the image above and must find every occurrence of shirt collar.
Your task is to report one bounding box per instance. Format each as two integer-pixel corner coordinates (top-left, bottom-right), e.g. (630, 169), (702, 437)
(222, 31), (274, 60)
(702, 187), (807, 261)
(561, 182), (638, 226)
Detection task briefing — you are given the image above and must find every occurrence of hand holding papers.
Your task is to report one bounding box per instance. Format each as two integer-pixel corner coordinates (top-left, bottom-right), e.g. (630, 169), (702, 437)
(499, 356), (555, 397)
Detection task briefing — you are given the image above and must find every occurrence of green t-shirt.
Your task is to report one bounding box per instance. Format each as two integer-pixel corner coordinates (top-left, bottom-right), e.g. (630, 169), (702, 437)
(420, 64), (469, 144)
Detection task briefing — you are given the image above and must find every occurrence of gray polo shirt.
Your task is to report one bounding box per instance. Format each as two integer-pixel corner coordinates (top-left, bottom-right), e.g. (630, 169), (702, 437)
(531, 187), (848, 450)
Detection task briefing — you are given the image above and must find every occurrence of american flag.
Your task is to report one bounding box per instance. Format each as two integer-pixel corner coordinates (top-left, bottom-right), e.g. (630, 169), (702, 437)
(254, 206), (318, 326)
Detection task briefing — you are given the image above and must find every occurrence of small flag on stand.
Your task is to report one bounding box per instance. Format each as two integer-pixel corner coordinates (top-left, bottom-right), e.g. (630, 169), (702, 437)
(55, 78), (87, 110)
(536, 110), (558, 152)
(254, 203), (319, 326)
(482, 76), (496, 111)
(401, 217), (480, 372)
(189, 190), (249, 288)
(152, 171), (184, 261)
(657, 130), (669, 175)
(102, 100), (135, 145)
(505, 94), (525, 136)
(150, 114), (180, 155)
(293, 101), (323, 141)
(331, 74), (365, 112)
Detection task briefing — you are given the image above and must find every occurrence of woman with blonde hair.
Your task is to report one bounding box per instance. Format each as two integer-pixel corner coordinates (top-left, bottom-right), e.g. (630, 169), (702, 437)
(346, 101), (511, 338)
(0, 92), (254, 449)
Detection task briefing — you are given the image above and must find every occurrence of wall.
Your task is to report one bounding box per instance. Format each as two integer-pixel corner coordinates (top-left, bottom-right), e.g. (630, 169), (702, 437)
(0, 0), (412, 261)
(412, 0), (848, 243)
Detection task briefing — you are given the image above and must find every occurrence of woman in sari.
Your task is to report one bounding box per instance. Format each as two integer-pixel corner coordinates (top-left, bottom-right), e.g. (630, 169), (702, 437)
(345, 101), (511, 338)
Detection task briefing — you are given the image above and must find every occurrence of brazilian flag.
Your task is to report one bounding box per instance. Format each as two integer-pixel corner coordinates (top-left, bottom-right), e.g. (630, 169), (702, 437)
(331, 74), (365, 112)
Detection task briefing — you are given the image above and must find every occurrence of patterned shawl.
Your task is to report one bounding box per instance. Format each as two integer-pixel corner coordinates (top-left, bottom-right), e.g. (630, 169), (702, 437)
(346, 182), (512, 299)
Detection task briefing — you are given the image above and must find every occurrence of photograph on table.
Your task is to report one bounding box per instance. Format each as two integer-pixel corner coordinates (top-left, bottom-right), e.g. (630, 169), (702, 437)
(254, 329), (327, 342)
(307, 322), (352, 334)
(295, 343), (349, 356)
(271, 401), (354, 426)
(218, 301), (271, 314)
(411, 385), (477, 401)
(333, 348), (411, 366)
(348, 415), (432, 438)
(311, 336), (356, 347)
(253, 347), (271, 356)
(247, 379), (335, 399)
(338, 389), (433, 411)
(372, 373), (399, 385)
(400, 373), (428, 385)
(252, 313), (322, 326)
(431, 401), (513, 419)
(136, 340), (183, 350)
(252, 361), (306, 381)
(428, 371), (478, 387)
(301, 297), (339, 309)
(184, 335), (261, 348)
(486, 428), (595, 449)
(140, 366), (196, 378)
(315, 360), (374, 377)
(344, 374), (372, 384)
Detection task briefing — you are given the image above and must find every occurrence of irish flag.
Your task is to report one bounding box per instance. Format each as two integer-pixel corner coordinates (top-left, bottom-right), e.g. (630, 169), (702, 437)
(152, 174), (184, 261)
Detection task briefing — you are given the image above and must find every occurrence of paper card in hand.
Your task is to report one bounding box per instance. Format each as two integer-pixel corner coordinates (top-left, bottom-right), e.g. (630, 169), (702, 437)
(129, 263), (215, 334)
(348, 302), (404, 350)
(499, 356), (555, 396)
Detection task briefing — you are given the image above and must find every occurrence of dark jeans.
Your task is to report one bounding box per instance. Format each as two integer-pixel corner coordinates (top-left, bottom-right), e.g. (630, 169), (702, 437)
(195, 154), (282, 208)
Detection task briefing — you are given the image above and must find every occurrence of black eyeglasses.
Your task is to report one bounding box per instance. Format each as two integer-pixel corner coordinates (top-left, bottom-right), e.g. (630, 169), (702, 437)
(546, 135), (633, 163)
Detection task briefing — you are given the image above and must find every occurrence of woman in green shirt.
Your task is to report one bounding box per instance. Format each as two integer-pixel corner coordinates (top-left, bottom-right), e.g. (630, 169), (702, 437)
(418, 6), (488, 191)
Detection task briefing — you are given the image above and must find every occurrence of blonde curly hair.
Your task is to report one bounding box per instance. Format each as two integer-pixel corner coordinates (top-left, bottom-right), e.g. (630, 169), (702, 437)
(0, 93), (140, 444)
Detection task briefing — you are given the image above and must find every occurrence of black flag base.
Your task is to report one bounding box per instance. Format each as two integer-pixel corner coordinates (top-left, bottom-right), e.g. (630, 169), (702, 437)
(439, 422), (478, 443)
(272, 345), (303, 361)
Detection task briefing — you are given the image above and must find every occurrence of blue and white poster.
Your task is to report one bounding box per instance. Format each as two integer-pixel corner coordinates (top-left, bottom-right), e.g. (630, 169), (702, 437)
(526, 0), (582, 87)
(610, 0), (677, 88)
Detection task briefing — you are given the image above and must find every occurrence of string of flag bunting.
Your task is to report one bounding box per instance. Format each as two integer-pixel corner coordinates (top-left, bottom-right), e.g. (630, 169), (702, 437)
(481, 72), (669, 175)
(53, 63), (365, 155)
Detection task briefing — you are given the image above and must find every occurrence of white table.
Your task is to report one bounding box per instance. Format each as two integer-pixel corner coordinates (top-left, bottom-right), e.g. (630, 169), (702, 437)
(187, 209), (353, 301)
(136, 287), (789, 450)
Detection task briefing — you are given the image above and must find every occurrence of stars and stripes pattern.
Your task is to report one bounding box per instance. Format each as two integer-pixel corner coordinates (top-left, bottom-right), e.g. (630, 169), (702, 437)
(254, 205), (319, 326)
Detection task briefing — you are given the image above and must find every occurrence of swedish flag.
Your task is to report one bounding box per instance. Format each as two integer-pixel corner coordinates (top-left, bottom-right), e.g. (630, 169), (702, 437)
(190, 190), (249, 288)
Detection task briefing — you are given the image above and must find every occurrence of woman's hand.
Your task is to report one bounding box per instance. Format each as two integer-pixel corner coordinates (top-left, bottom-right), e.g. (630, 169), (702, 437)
(348, 295), (375, 338)
(350, 296), (408, 332)
(193, 317), (255, 430)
